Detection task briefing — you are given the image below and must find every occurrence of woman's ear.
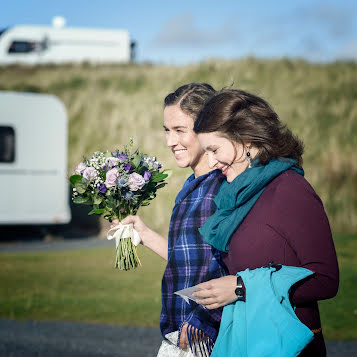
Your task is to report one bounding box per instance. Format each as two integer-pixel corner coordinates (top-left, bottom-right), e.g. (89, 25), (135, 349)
(244, 142), (252, 151)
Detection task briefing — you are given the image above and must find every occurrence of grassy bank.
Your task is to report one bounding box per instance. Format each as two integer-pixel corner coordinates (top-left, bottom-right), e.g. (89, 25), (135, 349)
(0, 59), (356, 234)
(0, 234), (356, 340)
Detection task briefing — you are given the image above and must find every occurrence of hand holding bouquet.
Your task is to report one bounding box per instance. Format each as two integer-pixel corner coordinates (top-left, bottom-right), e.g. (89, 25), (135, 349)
(69, 138), (171, 270)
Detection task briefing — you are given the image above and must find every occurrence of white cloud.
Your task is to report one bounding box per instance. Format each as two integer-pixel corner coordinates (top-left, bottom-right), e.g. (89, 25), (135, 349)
(151, 14), (238, 49)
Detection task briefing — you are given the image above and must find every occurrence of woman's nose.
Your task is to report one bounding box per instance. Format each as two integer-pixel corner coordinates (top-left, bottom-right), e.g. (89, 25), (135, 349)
(166, 131), (178, 147)
(207, 153), (218, 169)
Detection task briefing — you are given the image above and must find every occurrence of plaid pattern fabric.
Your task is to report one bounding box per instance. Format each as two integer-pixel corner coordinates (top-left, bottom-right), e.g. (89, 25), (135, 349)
(160, 169), (228, 345)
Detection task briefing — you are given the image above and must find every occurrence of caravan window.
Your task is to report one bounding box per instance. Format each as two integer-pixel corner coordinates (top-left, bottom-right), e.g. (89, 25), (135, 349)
(0, 126), (15, 163)
(8, 41), (37, 54)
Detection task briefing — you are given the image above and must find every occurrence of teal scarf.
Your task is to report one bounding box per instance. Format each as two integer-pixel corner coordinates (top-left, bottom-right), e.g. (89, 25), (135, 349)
(199, 158), (304, 253)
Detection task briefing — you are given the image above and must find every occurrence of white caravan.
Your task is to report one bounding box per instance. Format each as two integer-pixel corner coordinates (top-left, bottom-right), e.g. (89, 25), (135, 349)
(0, 91), (71, 225)
(0, 22), (135, 65)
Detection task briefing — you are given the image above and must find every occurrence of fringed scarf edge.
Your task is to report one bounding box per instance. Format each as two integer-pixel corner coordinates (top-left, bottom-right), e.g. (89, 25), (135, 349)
(178, 323), (215, 357)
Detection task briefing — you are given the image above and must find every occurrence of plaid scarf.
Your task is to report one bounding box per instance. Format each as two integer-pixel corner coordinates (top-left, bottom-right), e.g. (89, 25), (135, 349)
(160, 169), (228, 354)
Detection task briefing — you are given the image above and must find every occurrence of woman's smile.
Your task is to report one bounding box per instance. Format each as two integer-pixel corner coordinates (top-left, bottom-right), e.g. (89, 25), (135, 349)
(219, 164), (230, 176)
(173, 149), (187, 157)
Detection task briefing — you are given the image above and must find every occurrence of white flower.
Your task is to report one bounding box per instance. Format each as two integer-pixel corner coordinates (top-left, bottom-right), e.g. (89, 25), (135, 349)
(128, 173), (146, 191)
(83, 167), (97, 181)
(106, 157), (120, 169)
(74, 162), (86, 174)
(105, 168), (120, 187)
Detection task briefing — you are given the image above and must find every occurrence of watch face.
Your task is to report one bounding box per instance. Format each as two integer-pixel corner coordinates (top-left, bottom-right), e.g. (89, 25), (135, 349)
(235, 287), (244, 297)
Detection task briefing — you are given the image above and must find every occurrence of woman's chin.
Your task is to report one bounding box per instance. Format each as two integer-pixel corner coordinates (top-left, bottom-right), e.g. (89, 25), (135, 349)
(175, 158), (190, 169)
(226, 172), (238, 183)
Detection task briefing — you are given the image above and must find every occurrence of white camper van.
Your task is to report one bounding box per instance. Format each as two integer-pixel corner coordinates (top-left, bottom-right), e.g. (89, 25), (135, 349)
(0, 21), (136, 65)
(0, 91), (71, 225)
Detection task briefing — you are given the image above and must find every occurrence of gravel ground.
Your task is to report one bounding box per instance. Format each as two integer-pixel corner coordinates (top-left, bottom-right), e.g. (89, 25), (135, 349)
(1, 319), (357, 357)
(0, 236), (110, 253)
(0, 319), (162, 357)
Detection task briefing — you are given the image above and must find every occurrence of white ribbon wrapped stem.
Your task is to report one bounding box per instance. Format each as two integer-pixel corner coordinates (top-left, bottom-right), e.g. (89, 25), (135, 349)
(107, 223), (141, 248)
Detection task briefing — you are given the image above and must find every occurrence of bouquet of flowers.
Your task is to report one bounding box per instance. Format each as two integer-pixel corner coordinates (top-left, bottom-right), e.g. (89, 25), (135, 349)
(69, 138), (171, 270)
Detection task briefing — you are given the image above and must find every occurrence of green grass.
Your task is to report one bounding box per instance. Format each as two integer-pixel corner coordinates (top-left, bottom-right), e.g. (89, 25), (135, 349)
(319, 234), (357, 340)
(0, 234), (355, 340)
(0, 246), (166, 327)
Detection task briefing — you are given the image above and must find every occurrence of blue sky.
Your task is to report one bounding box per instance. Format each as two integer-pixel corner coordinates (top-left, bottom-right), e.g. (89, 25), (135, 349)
(1, 0), (357, 65)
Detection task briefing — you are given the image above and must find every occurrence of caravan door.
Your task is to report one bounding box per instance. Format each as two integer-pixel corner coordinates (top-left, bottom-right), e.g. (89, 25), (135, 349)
(0, 91), (71, 225)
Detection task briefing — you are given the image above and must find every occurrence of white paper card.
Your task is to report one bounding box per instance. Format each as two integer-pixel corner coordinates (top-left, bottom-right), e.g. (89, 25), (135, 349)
(174, 286), (203, 304)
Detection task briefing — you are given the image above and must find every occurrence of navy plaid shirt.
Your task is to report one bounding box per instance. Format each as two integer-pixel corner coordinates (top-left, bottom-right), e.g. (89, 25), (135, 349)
(160, 169), (228, 344)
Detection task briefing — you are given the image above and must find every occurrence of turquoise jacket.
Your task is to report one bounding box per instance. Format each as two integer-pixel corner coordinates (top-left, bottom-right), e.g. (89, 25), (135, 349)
(212, 265), (314, 357)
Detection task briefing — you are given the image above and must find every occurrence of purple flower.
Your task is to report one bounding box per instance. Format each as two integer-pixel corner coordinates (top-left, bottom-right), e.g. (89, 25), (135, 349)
(153, 162), (162, 170)
(97, 183), (107, 194)
(118, 153), (128, 161)
(143, 170), (152, 181)
(124, 163), (133, 173)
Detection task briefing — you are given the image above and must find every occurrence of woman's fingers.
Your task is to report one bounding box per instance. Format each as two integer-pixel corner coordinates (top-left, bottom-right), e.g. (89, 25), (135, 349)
(195, 281), (212, 290)
(110, 219), (120, 228)
(193, 289), (212, 299)
(196, 296), (225, 310)
(205, 303), (221, 310)
(179, 323), (189, 350)
(194, 287), (222, 308)
(121, 215), (136, 225)
(193, 276), (238, 309)
(195, 296), (216, 305)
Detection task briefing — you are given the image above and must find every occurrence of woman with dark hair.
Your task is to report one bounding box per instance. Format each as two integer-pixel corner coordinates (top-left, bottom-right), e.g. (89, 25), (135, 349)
(118, 83), (228, 356)
(192, 89), (339, 356)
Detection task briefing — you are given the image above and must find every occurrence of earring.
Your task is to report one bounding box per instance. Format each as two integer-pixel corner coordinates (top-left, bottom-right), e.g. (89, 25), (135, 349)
(246, 149), (252, 168)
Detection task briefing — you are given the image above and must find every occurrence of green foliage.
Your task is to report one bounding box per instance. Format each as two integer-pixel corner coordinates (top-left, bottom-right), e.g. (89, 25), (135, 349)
(49, 77), (87, 92)
(69, 175), (82, 186)
(0, 83), (43, 93)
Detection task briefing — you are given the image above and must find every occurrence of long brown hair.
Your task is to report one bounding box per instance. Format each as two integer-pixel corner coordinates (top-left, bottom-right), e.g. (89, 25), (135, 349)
(164, 83), (216, 121)
(193, 89), (304, 167)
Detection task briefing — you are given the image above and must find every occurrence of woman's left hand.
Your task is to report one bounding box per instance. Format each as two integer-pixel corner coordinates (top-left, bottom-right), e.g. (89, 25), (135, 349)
(193, 275), (237, 309)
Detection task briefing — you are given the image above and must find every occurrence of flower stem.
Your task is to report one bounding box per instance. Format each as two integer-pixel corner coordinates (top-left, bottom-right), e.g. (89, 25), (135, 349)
(115, 238), (141, 271)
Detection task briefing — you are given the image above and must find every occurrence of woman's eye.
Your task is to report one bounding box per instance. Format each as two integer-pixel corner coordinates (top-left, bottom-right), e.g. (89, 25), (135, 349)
(212, 149), (217, 154)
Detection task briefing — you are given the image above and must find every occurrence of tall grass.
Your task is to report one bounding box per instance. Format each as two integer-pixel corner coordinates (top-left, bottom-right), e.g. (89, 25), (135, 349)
(0, 58), (356, 234)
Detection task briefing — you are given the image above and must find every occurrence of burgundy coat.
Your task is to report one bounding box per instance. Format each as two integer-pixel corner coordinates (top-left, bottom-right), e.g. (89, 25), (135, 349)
(221, 170), (339, 357)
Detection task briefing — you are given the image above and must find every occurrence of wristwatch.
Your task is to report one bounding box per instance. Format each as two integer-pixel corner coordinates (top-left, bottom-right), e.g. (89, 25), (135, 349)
(235, 275), (245, 301)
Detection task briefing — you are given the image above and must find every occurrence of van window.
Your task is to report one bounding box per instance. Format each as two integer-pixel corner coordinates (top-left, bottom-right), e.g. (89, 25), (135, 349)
(0, 126), (15, 162)
(8, 41), (37, 54)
